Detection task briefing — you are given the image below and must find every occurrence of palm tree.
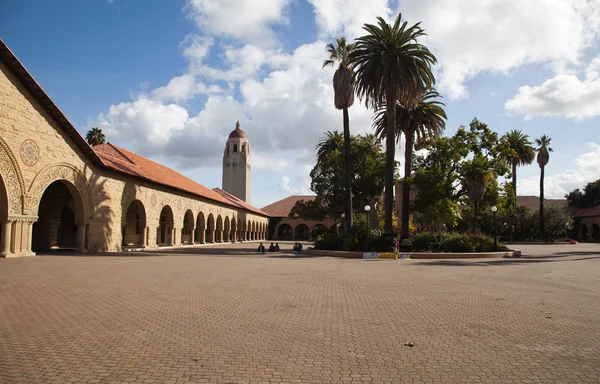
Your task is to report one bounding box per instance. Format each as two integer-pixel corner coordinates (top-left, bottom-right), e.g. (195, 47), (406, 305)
(315, 131), (344, 161)
(503, 130), (535, 197)
(323, 36), (356, 234)
(535, 135), (553, 241)
(372, 90), (446, 239)
(350, 14), (437, 234)
(86, 127), (106, 146)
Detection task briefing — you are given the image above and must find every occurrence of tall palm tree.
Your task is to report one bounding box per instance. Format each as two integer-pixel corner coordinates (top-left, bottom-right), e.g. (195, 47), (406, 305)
(350, 14), (437, 234)
(86, 127), (106, 146)
(323, 36), (356, 234)
(315, 131), (344, 161)
(372, 90), (446, 239)
(535, 135), (553, 241)
(503, 130), (535, 197)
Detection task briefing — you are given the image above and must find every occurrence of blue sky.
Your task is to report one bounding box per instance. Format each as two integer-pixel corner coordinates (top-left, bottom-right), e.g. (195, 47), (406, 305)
(2, 0), (600, 208)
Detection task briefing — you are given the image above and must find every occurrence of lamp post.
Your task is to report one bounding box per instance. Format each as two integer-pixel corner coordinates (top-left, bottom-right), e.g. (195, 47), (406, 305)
(491, 206), (498, 251)
(364, 205), (371, 233)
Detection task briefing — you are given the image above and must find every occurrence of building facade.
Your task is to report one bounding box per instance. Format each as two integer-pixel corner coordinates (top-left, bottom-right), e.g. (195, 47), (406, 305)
(0, 40), (268, 257)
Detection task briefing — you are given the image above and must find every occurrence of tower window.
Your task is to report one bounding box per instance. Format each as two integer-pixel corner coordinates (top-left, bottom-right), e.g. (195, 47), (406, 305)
(233, 144), (238, 152)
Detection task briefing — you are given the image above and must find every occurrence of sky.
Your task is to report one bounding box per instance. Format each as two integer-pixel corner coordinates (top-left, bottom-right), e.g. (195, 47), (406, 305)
(1, 0), (600, 209)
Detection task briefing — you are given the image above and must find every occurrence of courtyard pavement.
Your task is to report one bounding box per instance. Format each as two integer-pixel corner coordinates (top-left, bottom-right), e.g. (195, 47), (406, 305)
(1, 242), (599, 383)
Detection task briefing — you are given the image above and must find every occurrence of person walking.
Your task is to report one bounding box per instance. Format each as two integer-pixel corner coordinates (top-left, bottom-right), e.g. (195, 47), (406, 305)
(393, 236), (399, 260)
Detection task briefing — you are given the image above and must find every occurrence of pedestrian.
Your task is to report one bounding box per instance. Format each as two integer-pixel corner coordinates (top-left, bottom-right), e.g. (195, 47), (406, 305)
(393, 236), (399, 260)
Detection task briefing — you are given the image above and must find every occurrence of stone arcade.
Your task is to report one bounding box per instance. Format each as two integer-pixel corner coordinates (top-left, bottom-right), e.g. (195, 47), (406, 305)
(0, 39), (269, 257)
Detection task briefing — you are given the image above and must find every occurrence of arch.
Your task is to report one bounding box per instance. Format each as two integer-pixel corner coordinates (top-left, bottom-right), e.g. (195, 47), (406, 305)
(216, 215), (223, 242)
(277, 224), (293, 240)
(32, 180), (86, 251)
(157, 205), (174, 246)
(241, 143), (246, 153)
(582, 224), (589, 241)
(237, 218), (243, 241)
(122, 199), (147, 247)
(252, 221), (257, 241)
(224, 216), (231, 242)
(206, 213), (215, 243)
(181, 209), (195, 245)
(230, 217), (237, 242)
(247, 220), (252, 241)
(195, 212), (206, 243)
(0, 136), (26, 216)
(27, 163), (93, 220)
(295, 224), (310, 241)
(233, 144), (238, 152)
(592, 223), (600, 241)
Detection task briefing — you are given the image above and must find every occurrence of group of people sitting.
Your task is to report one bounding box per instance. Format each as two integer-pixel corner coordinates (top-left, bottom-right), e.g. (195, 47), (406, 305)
(257, 242), (280, 253)
(256, 241), (304, 254)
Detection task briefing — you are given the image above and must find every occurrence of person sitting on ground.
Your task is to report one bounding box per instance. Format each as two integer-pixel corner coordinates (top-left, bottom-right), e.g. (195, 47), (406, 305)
(268, 243), (275, 252)
(292, 242), (299, 252)
(257, 242), (265, 254)
(274, 243), (280, 252)
(297, 242), (303, 251)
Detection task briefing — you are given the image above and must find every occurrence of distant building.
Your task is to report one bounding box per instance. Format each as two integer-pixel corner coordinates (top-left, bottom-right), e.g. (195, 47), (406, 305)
(261, 196), (334, 241)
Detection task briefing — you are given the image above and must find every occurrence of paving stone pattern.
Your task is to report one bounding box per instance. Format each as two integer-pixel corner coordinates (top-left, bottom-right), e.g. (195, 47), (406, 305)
(1, 243), (599, 383)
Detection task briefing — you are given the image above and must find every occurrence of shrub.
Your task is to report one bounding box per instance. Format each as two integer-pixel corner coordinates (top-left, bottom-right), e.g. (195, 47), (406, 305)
(440, 233), (475, 253)
(411, 232), (443, 252)
(314, 233), (344, 250)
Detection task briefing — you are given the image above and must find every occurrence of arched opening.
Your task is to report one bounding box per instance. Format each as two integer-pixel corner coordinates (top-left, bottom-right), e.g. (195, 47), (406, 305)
(206, 214), (215, 243)
(157, 205), (174, 246)
(312, 224), (327, 239)
(231, 218), (237, 242)
(247, 220), (252, 241)
(277, 224), (293, 241)
(592, 223), (600, 241)
(181, 210), (195, 245)
(32, 180), (85, 252)
(122, 200), (147, 247)
(295, 224), (310, 241)
(233, 144), (238, 152)
(216, 215), (223, 242)
(237, 218), (243, 241)
(195, 212), (206, 243)
(252, 221), (257, 240)
(241, 143), (245, 153)
(224, 216), (231, 242)
(0, 175), (9, 255)
(582, 224), (589, 241)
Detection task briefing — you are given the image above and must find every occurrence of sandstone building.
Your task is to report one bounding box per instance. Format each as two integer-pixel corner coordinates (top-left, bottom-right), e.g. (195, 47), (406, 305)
(0, 39), (269, 257)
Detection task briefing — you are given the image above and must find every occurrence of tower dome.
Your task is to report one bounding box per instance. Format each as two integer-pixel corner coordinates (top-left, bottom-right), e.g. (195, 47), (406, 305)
(228, 120), (247, 139)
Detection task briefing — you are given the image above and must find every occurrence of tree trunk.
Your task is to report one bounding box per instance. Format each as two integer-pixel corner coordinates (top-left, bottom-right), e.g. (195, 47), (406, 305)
(342, 107), (353, 234)
(384, 87), (397, 234)
(512, 161), (517, 197)
(540, 165), (545, 241)
(472, 201), (479, 234)
(401, 129), (414, 240)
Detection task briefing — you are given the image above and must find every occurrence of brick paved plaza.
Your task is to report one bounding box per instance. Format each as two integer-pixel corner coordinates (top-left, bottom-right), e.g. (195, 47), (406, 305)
(1, 242), (599, 383)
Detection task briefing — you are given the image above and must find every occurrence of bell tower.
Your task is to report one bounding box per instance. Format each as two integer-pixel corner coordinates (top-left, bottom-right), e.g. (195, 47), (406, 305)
(222, 121), (251, 203)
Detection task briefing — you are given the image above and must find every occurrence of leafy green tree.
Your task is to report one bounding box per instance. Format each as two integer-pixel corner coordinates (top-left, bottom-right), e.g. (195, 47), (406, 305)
(350, 14), (437, 234)
(566, 179), (600, 208)
(292, 133), (395, 224)
(531, 205), (573, 242)
(323, 37), (356, 234)
(86, 127), (105, 146)
(535, 135), (553, 241)
(502, 129), (535, 197)
(372, 89), (447, 240)
(316, 131), (343, 162)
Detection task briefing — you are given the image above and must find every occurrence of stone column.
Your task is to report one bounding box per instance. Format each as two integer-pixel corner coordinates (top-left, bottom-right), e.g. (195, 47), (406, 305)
(1, 220), (13, 257)
(191, 226), (196, 244)
(26, 221), (34, 255)
(231, 230), (236, 242)
(141, 226), (147, 247)
(147, 225), (157, 248)
(199, 229), (205, 244)
(172, 227), (177, 246)
(77, 223), (86, 252)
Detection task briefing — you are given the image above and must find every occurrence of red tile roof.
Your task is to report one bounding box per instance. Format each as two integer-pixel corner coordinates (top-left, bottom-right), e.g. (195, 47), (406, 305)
(516, 196), (568, 211)
(261, 195), (316, 217)
(213, 188), (268, 216)
(93, 144), (268, 217)
(568, 205), (600, 218)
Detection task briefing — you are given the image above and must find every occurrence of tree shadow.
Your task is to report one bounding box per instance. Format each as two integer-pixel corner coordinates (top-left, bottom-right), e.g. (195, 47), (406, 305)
(84, 167), (112, 252)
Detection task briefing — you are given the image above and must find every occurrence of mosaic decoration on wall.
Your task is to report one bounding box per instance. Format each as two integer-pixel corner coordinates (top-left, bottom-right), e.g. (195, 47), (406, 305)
(20, 139), (39, 166)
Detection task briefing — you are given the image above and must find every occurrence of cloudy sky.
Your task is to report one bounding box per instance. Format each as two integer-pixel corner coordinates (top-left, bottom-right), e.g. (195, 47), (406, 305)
(2, 0), (600, 208)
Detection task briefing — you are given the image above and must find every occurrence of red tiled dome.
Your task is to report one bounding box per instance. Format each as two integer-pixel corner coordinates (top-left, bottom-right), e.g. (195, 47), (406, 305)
(229, 120), (247, 139)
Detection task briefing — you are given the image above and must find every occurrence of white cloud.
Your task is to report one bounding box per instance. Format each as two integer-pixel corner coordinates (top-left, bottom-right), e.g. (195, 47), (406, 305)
(181, 34), (214, 64)
(184, 0), (291, 46)
(308, 0), (392, 39)
(252, 153), (288, 171)
(277, 175), (311, 195)
(396, 0), (600, 99)
(518, 143), (600, 198)
(505, 56), (600, 120)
